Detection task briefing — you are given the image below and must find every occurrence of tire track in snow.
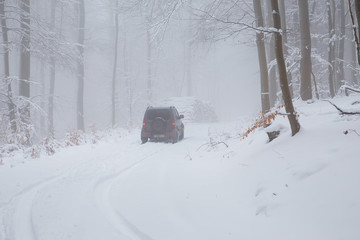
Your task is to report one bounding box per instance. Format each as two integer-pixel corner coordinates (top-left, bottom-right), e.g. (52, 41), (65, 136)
(94, 146), (164, 240)
(11, 175), (61, 240)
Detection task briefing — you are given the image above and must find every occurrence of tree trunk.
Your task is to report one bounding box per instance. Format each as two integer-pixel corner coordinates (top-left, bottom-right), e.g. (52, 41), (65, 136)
(146, 24), (153, 104)
(186, 1), (193, 96)
(19, 0), (31, 125)
(265, 0), (277, 107)
(271, 0), (300, 136)
(122, 16), (132, 127)
(146, 24), (152, 103)
(111, 1), (119, 128)
(337, 0), (345, 88)
(0, 1), (16, 133)
(356, 0), (360, 44)
(298, 0), (313, 100)
(327, 0), (335, 98)
(253, 0), (270, 113)
(48, 0), (56, 137)
(279, 0), (293, 97)
(77, 0), (85, 131)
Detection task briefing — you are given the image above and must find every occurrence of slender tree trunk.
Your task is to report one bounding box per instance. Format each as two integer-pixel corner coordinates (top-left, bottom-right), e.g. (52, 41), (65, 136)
(186, 1), (193, 96)
(0, 0), (16, 132)
(352, 0), (360, 66)
(146, 23), (152, 103)
(265, 0), (277, 107)
(279, 0), (293, 97)
(40, 60), (46, 136)
(19, 0), (31, 125)
(327, 0), (335, 98)
(355, 0), (360, 43)
(123, 17), (132, 127)
(77, 0), (85, 131)
(271, 0), (300, 136)
(48, 0), (56, 137)
(337, 0), (345, 88)
(111, 1), (119, 128)
(298, 0), (313, 100)
(253, 0), (270, 113)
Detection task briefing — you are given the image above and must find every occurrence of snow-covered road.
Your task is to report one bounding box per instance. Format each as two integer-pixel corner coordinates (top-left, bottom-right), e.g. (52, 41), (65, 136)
(1, 98), (360, 240)
(1, 123), (230, 240)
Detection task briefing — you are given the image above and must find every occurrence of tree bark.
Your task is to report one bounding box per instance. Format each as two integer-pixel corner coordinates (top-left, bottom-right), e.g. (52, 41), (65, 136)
(111, 1), (119, 128)
(265, 0), (277, 107)
(327, 0), (335, 98)
(337, 0), (345, 88)
(186, 1), (193, 96)
(48, 0), (56, 137)
(0, 0), (16, 133)
(298, 0), (313, 100)
(271, 0), (300, 136)
(123, 16), (132, 127)
(253, 0), (270, 113)
(279, 0), (293, 97)
(19, 0), (31, 125)
(77, 0), (85, 131)
(146, 24), (152, 103)
(349, 0), (360, 68)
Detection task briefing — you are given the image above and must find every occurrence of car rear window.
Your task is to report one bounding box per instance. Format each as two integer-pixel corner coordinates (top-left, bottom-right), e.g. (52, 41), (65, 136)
(145, 109), (171, 120)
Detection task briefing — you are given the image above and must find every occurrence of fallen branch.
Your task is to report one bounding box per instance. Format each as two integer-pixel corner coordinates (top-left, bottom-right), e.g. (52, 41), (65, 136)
(324, 100), (360, 115)
(341, 85), (360, 95)
(197, 141), (228, 151)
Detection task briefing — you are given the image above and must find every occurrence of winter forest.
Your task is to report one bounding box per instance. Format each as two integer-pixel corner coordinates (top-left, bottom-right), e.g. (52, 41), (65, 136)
(0, 0), (359, 240)
(0, 0), (359, 142)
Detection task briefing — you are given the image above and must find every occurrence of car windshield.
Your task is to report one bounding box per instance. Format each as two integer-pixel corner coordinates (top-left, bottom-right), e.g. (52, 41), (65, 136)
(146, 109), (171, 120)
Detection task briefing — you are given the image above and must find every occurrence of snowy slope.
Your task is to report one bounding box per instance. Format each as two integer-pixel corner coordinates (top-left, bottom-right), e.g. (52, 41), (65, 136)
(0, 96), (359, 240)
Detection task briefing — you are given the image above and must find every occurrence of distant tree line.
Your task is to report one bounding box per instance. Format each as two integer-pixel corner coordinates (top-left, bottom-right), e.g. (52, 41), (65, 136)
(1, 0), (360, 145)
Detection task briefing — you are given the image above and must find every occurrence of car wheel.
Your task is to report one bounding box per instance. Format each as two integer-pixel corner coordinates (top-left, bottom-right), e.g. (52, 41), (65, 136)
(141, 137), (148, 144)
(172, 131), (178, 144)
(179, 129), (184, 140)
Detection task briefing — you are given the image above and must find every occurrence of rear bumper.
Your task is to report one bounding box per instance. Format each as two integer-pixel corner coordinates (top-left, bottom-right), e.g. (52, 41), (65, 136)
(141, 129), (175, 140)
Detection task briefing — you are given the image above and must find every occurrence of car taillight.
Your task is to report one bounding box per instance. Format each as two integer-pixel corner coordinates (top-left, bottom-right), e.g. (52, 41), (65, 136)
(172, 120), (175, 128)
(142, 120), (145, 129)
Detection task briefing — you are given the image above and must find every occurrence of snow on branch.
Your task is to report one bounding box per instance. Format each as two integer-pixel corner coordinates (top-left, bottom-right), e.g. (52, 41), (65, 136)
(324, 100), (360, 115)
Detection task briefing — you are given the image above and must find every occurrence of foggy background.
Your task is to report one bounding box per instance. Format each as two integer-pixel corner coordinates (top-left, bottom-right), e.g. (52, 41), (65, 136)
(0, 0), (260, 139)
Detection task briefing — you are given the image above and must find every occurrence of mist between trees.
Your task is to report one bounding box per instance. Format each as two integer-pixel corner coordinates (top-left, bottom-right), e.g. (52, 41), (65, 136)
(1, 0), (359, 145)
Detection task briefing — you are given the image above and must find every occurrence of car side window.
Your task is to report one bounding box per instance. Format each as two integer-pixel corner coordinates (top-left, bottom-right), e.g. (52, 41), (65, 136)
(175, 109), (180, 119)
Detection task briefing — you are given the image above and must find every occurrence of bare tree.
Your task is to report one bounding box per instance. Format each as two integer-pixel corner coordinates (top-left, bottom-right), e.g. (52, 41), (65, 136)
(112, 0), (120, 127)
(265, 0), (277, 107)
(337, 0), (345, 89)
(48, 0), (57, 137)
(0, 0), (16, 133)
(298, 0), (312, 100)
(271, 0), (300, 136)
(19, 0), (31, 126)
(253, 0), (270, 113)
(327, 0), (335, 98)
(279, 0), (293, 97)
(77, 0), (85, 131)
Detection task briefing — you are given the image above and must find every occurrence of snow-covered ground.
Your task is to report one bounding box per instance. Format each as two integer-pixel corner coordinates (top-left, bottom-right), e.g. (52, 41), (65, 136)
(1, 96), (359, 240)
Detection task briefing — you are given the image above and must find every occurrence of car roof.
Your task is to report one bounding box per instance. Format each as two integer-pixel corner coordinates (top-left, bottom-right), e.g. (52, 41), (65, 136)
(146, 106), (176, 110)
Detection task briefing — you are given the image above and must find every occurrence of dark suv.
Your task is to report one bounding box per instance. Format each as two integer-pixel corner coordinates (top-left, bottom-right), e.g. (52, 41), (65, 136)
(141, 106), (184, 144)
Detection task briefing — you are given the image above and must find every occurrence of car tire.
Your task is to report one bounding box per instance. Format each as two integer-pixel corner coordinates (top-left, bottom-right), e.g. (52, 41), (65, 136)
(141, 137), (148, 144)
(172, 131), (179, 144)
(179, 129), (184, 140)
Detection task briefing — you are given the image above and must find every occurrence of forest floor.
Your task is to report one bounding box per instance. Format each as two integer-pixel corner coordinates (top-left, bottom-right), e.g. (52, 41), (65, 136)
(0, 95), (359, 240)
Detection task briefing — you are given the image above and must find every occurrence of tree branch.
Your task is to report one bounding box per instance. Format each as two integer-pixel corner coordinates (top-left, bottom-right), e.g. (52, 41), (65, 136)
(324, 100), (360, 115)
